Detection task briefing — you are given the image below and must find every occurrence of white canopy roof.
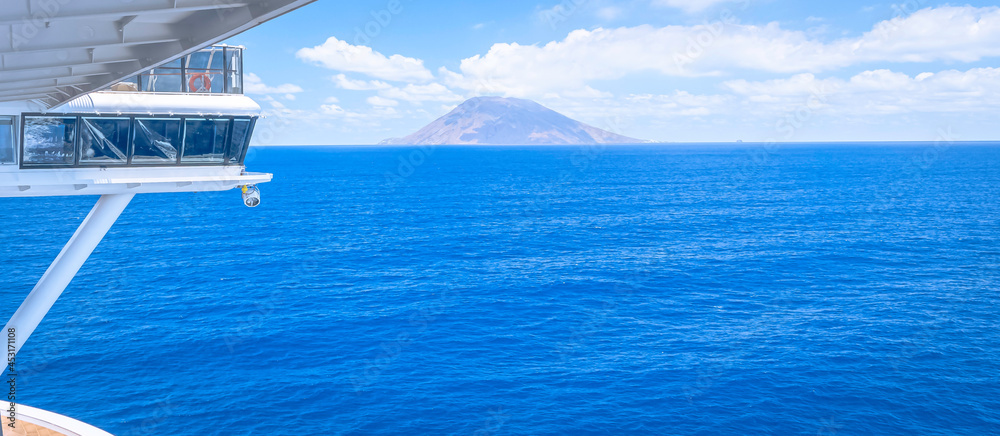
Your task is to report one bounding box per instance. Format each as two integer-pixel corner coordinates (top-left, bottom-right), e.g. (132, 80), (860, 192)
(0, 0), (317, 107)
(53, 92), (263, 116)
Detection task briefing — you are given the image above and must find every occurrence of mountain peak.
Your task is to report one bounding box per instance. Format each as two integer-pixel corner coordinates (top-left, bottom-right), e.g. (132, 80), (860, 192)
(460, 96), (534, 106)
(380, 97), (646, 145)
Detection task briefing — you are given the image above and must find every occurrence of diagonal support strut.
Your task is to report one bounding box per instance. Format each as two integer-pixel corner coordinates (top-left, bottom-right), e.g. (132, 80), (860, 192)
(4, 194), (134, 356)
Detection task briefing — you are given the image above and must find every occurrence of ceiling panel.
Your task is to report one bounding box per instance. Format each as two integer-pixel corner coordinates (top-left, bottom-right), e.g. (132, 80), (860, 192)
(0, 0), (318, 107)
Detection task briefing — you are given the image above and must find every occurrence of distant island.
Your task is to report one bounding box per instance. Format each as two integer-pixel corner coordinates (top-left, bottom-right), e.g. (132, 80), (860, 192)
(379, 96), (648, 145)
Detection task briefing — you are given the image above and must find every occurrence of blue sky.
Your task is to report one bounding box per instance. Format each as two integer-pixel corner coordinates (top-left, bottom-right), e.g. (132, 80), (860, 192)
(226, 0), (1000, 145)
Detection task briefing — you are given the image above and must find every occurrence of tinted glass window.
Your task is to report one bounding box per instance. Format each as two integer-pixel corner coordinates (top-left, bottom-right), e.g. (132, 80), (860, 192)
(0, 117), (13, 164)
(186, 49), (225, 93)
(227, 119), (252, 164)
(80, 117), (129, 165)
(133, 118), (180, 164)
(225, 48), (243, 94)
(106, 47), (243, 95)
(17, 114), (257, 168)
(23, 117), (77, 165)
(183, 118), (228, 163)
(140, 59), (183, 93)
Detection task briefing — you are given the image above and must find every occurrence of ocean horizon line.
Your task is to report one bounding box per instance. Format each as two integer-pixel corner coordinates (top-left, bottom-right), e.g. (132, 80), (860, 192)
(250, 140), (1000, 148)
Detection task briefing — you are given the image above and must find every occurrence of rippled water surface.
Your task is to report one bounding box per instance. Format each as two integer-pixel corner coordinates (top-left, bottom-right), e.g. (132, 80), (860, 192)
(2, 144), (999, 435)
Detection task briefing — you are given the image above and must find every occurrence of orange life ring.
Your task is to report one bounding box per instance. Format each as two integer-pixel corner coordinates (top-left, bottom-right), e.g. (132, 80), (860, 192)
(188, 73), (212, 92)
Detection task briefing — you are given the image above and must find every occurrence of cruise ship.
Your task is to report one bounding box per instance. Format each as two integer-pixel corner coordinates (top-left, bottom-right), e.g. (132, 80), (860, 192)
(1, 1), (317, 434)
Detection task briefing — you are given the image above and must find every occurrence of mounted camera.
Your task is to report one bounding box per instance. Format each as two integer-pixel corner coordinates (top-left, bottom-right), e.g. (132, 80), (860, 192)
(241, 185), (261, 208)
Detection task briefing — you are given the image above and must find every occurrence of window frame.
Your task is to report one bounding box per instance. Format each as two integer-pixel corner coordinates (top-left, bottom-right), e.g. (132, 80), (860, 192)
(19, 113), (256, 169)
(131, 116), (184, 166)
(79, 116), (132, 166)
(180, 117), (231, 164)
(0, 115), (16, 165)
(227, 117), (255, 165)
(20, 115), (80, 168)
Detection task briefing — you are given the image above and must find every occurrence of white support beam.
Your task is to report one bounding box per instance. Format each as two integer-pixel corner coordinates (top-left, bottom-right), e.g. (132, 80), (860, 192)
(3, 194), (134, 356)
(0, 63), (138, 84)
(0, 58), (138, 75)
(0, 95), (53, 104)
(0, 1), (249, 26)
(0, 91), (53, 100)
(0, 74), (105, 92)
(1, 21), (181, 54)
(0, 60), (141, 83)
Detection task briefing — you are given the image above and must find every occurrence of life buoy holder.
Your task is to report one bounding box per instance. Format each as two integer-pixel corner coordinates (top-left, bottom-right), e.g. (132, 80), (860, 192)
(188, 73), (212, 92)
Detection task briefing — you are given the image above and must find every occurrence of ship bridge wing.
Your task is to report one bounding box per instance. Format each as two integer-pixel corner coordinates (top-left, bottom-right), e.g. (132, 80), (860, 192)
(0, 0), (317, 107)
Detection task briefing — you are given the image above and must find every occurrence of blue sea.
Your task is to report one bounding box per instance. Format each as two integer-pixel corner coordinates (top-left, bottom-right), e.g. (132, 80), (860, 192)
(2, 143), (999, 435)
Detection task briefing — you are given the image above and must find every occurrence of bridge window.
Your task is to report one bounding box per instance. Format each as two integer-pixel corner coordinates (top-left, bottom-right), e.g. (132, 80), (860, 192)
(133, 118), (181, 164)
(227, 119), (253, 164)
(22, 116), (77, 166)
(183, 118), (229, 163)
(0, 117), (14, 164)
(20, 115), (255, 168)
(80, 117), (129, 165)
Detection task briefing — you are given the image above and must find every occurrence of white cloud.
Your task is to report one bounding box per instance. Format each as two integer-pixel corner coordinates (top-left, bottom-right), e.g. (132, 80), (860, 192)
(244, 73), (304, 94)
(367, 96), (399, 107)
(320, 103), (346, 115)
(379, 83), (464, 104)
(571, 90), (729, 117)
(531, 66), (1000, 139)
(724, 73), (843, 98)
(332, 74), (392, 91)
(443, 6), (1000, 98)
(536, 4), (573, 25)
(296, 37), (434, 82)
(855, 6), (1000, 63)
(723, 67), (1000, 115)
(261, 95), (286, 109)
(651, 0), (745, 13)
